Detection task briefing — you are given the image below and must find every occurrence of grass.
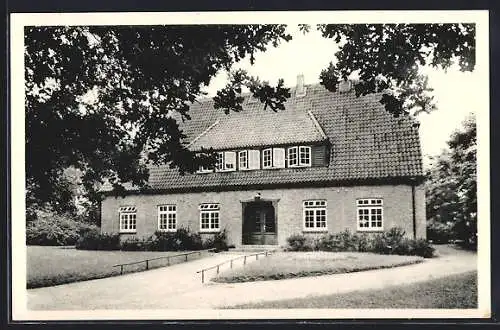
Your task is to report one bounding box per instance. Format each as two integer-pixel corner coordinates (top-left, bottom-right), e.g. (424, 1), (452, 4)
(230, 271), (478, 309)
(213, 251), (423, 283)
(27, 245), (210, 288)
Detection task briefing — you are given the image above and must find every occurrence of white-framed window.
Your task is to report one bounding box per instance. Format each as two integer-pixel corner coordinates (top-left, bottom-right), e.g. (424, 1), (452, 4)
(262, 148), (273, 168)
(158, 205), (176, 232)
(199, 203), (220, 232)
(357, 198), (383, 231)
(299, 146), (311, 166)
(197, 165), (214, 173)
(303, 200), (327, 231)
(215, 152), (224, 172)
(287, 146), (298, 167)
(238, 150), (248, 170)
(119, 206), (137, 233)
(214, 151), (236, 172)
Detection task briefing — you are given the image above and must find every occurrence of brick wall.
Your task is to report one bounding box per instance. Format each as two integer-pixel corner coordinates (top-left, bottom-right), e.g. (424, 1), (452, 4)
(101, 183), (426, 247)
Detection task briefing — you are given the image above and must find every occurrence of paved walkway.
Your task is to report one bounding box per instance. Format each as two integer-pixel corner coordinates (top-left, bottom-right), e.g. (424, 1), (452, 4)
(27, 246), (477, 310)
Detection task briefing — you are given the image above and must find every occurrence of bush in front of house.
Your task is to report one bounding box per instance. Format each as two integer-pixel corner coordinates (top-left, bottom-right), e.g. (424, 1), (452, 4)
(285, 227), (435, 258)
(152, 228), (204, 251)
(120, 236), (155, 251)
(26, 213), (98, 246)
(75, 229), (121, 250)
(285, 234), (314, 251)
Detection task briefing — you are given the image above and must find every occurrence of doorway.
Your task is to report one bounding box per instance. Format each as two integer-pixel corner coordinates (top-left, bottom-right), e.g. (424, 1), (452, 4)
(242, 201), (277, 245)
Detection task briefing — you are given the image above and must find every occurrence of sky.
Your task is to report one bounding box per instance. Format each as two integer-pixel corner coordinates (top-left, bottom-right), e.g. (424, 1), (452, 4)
(203, 26), (476, 169)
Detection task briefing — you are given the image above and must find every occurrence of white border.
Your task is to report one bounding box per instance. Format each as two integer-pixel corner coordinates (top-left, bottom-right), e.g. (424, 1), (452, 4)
(11, 10), (490, 320)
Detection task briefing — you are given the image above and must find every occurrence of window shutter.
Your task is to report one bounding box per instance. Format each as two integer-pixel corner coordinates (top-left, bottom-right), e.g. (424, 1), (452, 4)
(273, 148), (285, 168)
(224, 151), (236, 171)
(248, 150), (260, 170)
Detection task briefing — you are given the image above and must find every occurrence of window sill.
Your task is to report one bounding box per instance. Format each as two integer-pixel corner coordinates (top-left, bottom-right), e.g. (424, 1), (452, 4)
(357, 228), (384, 233)
(303, 229), (328, 233)
(200, 229), (221, 233)
(157, 229), (177, 233)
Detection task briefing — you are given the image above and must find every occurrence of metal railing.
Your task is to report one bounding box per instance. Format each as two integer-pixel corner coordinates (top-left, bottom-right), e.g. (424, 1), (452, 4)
(195, 250), (275, 283)
(113, 249), (216, 275)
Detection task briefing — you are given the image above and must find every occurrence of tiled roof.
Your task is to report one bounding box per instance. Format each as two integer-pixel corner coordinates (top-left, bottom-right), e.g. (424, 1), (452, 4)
(102, 84), (424, 192)
(187, 110), (327, 151)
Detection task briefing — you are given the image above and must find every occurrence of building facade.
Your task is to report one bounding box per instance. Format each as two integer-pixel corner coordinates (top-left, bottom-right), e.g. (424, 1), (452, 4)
(100, 77), (426, 247)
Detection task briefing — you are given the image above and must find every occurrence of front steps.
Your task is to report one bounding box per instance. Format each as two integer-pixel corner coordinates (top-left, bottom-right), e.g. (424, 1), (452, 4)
(228, 245), (282, 253)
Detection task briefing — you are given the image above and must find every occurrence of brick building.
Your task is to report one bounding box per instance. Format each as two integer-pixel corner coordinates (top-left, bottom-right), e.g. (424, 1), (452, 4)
(100, 76), (426, 247)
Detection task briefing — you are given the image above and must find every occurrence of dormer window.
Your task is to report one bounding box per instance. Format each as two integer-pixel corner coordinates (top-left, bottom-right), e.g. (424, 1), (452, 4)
(288, 146), (311, 167)
(299, 146), (311, 166)
(262, 149), (273, 168)
(215, 151), (236, 172)
(238, 150), (248, 170)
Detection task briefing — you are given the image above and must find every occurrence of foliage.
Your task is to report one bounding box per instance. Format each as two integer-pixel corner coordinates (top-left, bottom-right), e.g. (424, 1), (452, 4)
(26, 24), (475, 217)
(152, 228), (204, 251)
(285, 234), (314, 251)
(206, 229), (230, 252)
(26, 212), (98, 246)
(25, 25), (292, 212)
(75, 230), (121, 250)
(316, 24), (475, 117)
(427, 220), (453, 244)
(286, 227), (434, 258)
(120, 237), (155, 251)
(425, 115), (477, 248)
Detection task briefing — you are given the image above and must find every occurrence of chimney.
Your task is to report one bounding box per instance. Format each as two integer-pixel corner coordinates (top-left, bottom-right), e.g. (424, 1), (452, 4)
(338, 79), (352, 93)
(296, 74), (306, 97)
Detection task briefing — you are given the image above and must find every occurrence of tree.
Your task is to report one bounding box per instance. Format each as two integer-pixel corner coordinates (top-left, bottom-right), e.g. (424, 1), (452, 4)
(25, 23), (476, 214)
(425, 114), (477, 247)
(315, 24), (475, 117)
(25, 25), (292, 213)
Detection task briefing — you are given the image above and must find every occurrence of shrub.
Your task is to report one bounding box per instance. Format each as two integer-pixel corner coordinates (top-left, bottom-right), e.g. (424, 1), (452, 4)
(26, 213), (98, 246)
(285, 227), (435, 258)
(286, 234), (313, 251)
(120, 237), (154, 251)
(202, 229), (229, 252)
(151, 228), (205, 251)
(410, 238), (435, 258)
(75, 229), (120, 250)
(427, 221), (453, 244)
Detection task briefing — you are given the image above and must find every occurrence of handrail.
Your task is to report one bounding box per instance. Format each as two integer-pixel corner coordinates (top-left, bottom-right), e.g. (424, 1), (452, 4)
(196, 249), (276, 283)
(112, 248), (216, 275)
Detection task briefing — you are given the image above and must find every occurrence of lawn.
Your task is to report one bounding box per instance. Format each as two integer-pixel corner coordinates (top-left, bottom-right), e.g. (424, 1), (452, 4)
(27, 245), (211, 288)
(230, 271), (478, 309)
(213, 251), (423, 283)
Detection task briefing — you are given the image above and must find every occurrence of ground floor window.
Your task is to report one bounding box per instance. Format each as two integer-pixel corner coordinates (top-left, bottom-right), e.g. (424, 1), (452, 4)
(357, 198), (383, 230)
(199, 203), (220, 232)
(303, 200), (327, 231)
(119, 206), (137, 233)
(158, 205), (176, 231)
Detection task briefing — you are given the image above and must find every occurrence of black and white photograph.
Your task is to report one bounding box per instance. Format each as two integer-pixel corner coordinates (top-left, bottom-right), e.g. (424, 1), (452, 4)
(10, 10), (490, 320)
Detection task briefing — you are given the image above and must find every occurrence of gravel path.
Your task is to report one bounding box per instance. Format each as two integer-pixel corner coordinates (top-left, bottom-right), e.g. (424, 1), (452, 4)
(27, 246), (477, 310)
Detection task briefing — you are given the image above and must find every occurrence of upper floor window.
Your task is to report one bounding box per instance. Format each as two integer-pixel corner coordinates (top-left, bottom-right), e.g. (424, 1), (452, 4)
(119, 206), (137, 233)
(238, 150), (248, 170)
(288, 146), (311, 167)
(158, 205), (176, 232)
(262, 149), (273, 168)
(299, 146), (311, 166)
(357, 198), (383, 231)
(215, 151), (236, 172)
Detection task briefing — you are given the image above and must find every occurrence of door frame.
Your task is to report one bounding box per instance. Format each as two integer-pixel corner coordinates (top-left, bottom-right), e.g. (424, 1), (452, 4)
(241, 197), (280, 245)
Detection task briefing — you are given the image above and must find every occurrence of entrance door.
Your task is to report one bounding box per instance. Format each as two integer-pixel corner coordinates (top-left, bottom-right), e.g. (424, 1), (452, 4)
(243, 202), (277, 245)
